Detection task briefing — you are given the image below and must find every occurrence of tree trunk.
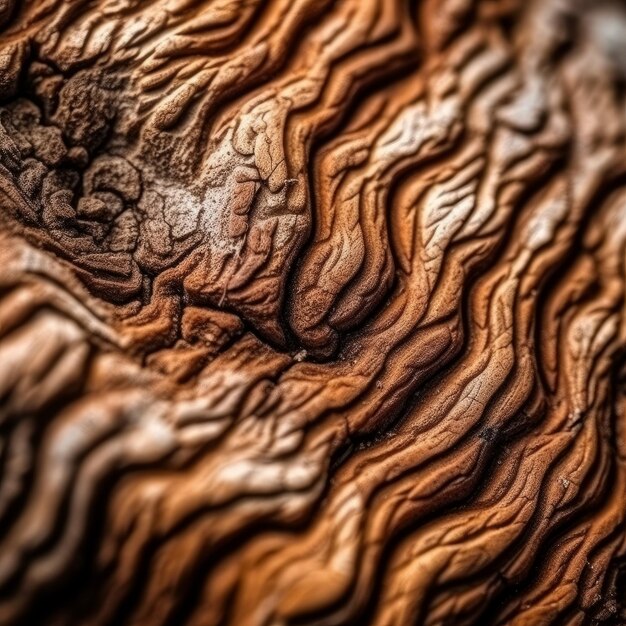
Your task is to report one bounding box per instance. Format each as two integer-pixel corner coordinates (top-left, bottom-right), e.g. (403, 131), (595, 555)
(0, 0), (625, 624)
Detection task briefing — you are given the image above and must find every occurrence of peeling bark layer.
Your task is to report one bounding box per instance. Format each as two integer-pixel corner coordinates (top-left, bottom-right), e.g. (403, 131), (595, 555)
(0, 0), (626, 624)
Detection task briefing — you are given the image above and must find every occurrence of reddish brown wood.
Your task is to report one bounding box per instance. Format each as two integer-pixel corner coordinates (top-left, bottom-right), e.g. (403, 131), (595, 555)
(0, 1), (625, 624)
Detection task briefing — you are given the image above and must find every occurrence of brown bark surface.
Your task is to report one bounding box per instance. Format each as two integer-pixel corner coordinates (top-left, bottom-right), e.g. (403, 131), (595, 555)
(0, 0), (626, 624)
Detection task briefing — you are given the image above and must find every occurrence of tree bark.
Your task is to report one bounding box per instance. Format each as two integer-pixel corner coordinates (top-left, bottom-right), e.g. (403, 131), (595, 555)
(0, 0), (625, 624)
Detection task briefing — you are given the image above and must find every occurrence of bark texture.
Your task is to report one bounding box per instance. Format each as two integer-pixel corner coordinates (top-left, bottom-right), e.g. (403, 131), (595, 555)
(0, 0), (626, 624)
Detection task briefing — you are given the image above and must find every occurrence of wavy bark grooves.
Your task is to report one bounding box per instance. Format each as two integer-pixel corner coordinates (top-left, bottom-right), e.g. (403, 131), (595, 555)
(0, 0), (626, 624)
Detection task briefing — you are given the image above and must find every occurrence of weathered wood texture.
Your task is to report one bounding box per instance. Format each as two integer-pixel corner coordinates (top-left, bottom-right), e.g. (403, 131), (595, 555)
(0, 0), (625, 624)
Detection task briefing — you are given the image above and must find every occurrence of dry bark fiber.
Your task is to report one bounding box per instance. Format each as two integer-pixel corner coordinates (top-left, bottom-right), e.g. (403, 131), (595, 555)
(1, 0), (626, 624)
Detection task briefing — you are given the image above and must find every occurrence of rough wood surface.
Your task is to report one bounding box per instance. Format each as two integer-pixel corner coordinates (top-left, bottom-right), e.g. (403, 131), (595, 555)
(0, 0), (626, 624)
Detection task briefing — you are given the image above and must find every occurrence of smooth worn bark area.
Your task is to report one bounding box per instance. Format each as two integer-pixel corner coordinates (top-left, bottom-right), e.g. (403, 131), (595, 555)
(0, 0), (626, 624)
